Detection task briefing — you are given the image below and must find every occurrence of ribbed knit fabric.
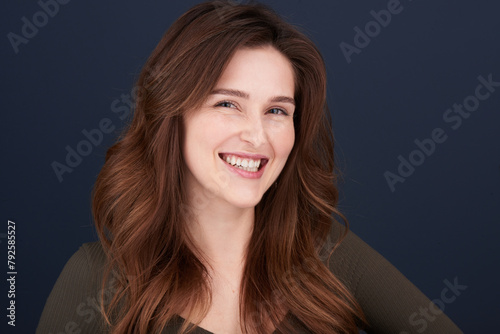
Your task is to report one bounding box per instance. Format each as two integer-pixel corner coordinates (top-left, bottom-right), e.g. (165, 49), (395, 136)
(36, 226), (463, 334)
(36, 241), (108, 334)
(327, 229), (463, 333)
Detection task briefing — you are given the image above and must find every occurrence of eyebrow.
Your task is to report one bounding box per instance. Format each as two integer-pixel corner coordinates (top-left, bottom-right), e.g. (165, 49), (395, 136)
(211, 88), (295, 106)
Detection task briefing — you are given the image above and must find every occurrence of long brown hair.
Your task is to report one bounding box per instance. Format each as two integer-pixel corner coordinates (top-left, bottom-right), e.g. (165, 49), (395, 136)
(92, 1), (366, 333)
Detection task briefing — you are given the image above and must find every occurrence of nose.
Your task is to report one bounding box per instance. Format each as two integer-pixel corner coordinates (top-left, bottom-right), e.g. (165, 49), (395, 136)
(240, 115), (267, 148)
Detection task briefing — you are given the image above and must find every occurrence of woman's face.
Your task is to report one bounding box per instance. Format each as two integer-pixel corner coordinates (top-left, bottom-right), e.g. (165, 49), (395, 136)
(183, 45), (296, 211)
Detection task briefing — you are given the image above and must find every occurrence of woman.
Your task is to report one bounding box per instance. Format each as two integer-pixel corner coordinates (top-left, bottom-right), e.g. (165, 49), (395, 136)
(37, 1), (462, 333)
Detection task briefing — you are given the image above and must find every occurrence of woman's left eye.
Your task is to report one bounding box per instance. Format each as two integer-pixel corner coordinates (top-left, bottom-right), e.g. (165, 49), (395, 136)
(268, 108), (288, 116)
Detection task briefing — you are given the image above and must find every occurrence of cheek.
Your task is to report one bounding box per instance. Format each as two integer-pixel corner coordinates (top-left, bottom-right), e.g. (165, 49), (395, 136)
(185, 116), (218, 149)
(273, 124), (295, 159)
(184, 117), (210, 169)
(185, 117), (232, 170)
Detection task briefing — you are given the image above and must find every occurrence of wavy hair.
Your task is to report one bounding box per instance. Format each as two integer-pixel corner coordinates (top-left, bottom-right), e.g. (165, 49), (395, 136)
(92, 1), (366, 333)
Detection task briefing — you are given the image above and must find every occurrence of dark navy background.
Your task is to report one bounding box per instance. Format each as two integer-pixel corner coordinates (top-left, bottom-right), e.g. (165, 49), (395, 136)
(1, 0), (499, 332)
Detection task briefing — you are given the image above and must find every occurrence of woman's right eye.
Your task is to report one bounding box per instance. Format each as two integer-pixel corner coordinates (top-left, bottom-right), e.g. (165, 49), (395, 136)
(215, 101), (237, 108)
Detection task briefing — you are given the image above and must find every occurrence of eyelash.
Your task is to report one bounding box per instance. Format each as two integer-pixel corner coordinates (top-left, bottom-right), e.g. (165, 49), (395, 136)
(214, 100), (289, 116)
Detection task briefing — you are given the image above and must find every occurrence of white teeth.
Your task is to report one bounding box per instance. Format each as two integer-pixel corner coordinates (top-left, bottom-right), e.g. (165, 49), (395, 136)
(222, 154), (263, 173)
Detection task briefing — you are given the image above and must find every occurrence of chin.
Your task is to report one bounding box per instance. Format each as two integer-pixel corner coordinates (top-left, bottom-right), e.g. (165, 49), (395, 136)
(225, 194), (263, 210)
(232, 200), (262, 210)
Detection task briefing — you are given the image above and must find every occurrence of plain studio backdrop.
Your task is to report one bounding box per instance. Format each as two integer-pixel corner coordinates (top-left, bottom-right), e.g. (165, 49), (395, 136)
(1, 0), (499, 332)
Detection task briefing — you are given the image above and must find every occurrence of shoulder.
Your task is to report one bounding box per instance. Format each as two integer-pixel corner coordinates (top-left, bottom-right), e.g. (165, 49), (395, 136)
(327, 222), (420, 295)
(37, 241), (110, 334)
(327, 224), (463, 333)
(58, 241), (108, 286)
(328, 227), (382, 290)
(74, 241), (107, 271)
(53, 240), (108, 283)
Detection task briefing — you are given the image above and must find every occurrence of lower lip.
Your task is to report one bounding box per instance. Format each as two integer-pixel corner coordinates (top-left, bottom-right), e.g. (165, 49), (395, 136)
(221, 159), (266, 179)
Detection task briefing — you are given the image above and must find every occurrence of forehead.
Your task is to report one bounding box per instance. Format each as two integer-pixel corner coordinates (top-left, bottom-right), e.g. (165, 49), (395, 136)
(214, 45), (295, 98)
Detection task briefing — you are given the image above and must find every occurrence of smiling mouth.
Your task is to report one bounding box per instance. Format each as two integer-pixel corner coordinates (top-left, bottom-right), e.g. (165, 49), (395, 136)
(219, 153), (269, 172)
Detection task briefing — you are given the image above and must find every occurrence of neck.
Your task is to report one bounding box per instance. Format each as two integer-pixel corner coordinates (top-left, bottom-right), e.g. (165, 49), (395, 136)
(186, 200), (254, 268)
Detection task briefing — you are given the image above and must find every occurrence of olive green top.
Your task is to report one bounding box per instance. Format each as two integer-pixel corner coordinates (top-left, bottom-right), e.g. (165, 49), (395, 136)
(37, 229), (462, 333)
